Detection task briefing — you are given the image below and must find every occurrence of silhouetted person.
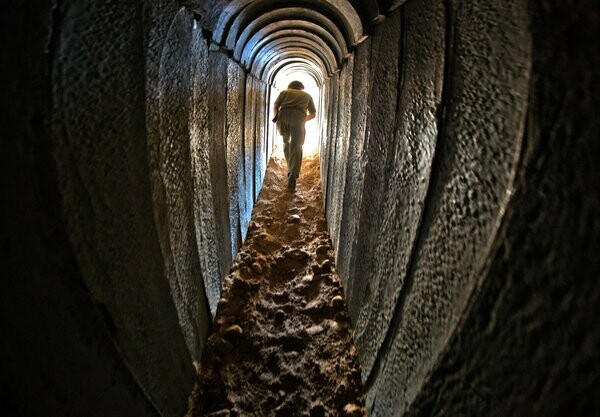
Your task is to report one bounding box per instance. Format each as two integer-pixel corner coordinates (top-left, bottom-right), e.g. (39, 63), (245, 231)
(273, 80), (316, 191)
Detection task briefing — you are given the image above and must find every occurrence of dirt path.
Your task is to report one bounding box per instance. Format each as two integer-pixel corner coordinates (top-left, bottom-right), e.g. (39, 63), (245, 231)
(187, 152), (366, 417)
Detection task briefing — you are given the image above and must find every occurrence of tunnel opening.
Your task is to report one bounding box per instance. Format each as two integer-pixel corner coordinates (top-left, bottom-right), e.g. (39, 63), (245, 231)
(268, 64), (324, 154)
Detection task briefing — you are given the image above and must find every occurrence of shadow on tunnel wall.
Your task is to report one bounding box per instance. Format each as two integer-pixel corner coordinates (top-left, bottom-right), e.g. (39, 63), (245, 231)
(1, 2), (270, 416)
(1, 0), (599, 416)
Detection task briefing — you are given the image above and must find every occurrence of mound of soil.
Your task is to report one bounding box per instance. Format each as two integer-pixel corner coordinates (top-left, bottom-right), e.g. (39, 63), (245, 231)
(187, 152), (366, 417)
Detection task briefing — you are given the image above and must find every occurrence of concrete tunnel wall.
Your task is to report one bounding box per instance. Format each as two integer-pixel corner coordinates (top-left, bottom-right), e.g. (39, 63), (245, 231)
(1, 1), (599, 417)
(320, 1), (600, 416)
(324, 0), (531, 412)
(2, 2), (271, 416)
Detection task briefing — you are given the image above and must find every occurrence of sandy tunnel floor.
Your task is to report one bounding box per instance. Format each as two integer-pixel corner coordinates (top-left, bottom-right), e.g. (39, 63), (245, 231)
(187, 152), (366, 417)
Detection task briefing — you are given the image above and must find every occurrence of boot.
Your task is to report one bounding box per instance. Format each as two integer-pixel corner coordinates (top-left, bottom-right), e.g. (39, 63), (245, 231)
(287, 173), (297, 191)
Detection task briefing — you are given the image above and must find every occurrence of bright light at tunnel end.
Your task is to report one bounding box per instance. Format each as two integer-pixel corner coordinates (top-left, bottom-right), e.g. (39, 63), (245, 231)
(270, 70), (322, 156)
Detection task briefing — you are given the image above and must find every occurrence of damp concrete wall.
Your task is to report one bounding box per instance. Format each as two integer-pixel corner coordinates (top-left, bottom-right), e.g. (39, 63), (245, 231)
(1, 1), (271, 416)
(322, 0), (600, 416)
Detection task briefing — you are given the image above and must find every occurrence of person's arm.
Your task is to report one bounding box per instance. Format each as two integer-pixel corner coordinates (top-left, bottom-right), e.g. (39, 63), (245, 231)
(273, 93), (283, 115)
(272, 94), (281, 122)
(305, 96), (316, 121)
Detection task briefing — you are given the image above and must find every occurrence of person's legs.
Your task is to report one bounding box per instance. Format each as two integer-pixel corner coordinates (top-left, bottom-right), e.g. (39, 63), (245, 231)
(283, 136), (291, 166)
(278, 110), (305, 190)
(286, 122), (305, 190)
(277, 120), (291, 167)
(288, 123), (305, 178)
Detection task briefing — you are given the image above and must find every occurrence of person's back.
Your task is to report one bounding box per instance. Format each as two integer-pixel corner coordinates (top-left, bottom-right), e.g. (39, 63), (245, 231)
(275, 89), (314, 114)
(273, 81), (317, 191)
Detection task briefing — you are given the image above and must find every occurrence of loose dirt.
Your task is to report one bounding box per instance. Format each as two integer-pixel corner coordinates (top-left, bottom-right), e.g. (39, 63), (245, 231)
(187, 151), (366, 417)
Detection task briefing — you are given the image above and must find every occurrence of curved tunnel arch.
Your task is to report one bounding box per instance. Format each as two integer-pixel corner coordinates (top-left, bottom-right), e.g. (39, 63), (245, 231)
(210, 0), (358, 164)
(259, 51), (329, 81)
(231, 7), (350, 57)
(214, 0), (364, 50)
(250, 38), (337, 78)
(230, 7), (346, 47)
(237, 23), (346, 68)
(268, 60), (325, 88)
(209, 0), (364, 96)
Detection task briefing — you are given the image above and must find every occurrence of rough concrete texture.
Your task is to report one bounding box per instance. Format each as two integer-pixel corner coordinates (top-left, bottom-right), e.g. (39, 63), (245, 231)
(2, 1), (272, 415)
(324, 0), (531, 414)
(327, 58), (353, 255)
(402, 2), (600, 416)
(252, 77), (269, 202)
(335, 36), (371, 293)
(154, 7), (211, 363)
(336, 8), (404, 331)
(356, 0), (445, 379)
(317, 0), (599, 416)
(208, 50), (235, 288)
(320, 75), (338, 204)
(226, 61), (247, 255)
(188, 22), (223, 317)
(367, 0), (530, 408)
(244, 76), (258, 210)
(336, 1), (446, 386)
(50, 2), (197, 416)
(1, 5), (163, 414)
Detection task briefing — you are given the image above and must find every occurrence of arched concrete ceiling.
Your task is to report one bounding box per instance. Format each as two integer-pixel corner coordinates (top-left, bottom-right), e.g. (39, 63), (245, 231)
(247, 33), (341, 74)
(259, 50), (330, 81)
(225, 7), (349, 74)
(208, 0), (366, 78)
(214, 0), (363, 48)
(267, 59), (325, 87)
(251, 41), (333, 80)
(254, 43), (333, 79)
(268, 61), (323, 89)
(226, 7), (347, 51)
(233, 12), (348, 62)
(201, 0), (396, 32)
(238, 25), (345, 69)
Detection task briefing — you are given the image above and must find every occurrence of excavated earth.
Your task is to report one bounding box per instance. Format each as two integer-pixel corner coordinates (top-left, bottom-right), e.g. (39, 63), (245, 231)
(187, 152), (366, 417)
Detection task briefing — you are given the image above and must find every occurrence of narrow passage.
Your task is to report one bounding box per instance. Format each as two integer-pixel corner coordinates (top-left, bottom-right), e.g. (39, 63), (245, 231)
(187, 152), (366, 416)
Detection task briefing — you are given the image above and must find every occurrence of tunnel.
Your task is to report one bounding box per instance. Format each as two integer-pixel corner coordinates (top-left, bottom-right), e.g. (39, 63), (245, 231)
(2, 0), (599, 416)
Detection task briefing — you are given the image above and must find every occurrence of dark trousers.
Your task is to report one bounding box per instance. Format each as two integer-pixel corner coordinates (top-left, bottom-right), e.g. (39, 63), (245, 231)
(276, 109), (305, 178)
